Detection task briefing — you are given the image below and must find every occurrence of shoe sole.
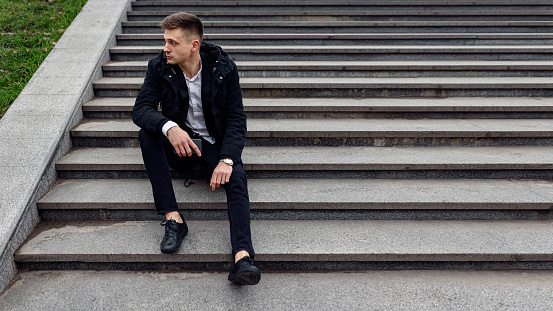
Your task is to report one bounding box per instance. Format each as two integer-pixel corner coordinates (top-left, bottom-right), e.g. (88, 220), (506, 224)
(231, 271), (261, 286)
(160, 247), (178, 254)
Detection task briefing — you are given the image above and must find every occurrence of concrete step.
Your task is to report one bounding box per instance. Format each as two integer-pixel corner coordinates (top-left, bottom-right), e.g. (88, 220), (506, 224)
(14, 219), (553, 270)
(10, 0), (553, 306)
(126, 10), (553, 21)
(121, 20), (553, 34)
(54, 146), (553, 179)
(130, 0), (553, 12)
(92, 76), (553, 98)
(70, 118), (553, 148)
(108, 45), (553, 61)
(3, 270), (553, 311)
(117, 33), (553, 46)
(131, 0), (553, 5)
(102, 60), (553, 78)
(37, 178), (553, 221)
(82, 97), (553, 119)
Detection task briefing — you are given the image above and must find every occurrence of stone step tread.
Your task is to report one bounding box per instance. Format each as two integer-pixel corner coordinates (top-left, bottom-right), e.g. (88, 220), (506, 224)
(122, 20), (553, 26)
(55, 146), (553, 171)
(92, 77), (553, 89)
(83, 97), (553, 112)
(109, 45), (553, 53)
(70, 118), (553, 138)
(103, 60), (553, 70)
(127, 9), (553, 15)
(14, 219), (553, 262)
(2, 270), (553, 311)
(131, 0), (553, 5)
(38, 178), (553, 210)
(118, 33), (553, 39)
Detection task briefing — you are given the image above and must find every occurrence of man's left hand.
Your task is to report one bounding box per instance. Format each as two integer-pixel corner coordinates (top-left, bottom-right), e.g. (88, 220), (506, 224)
(211, 161), (233, 191)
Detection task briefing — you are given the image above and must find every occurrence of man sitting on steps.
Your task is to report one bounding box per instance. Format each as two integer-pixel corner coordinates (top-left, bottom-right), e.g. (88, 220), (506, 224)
(132, 12), (260, 286)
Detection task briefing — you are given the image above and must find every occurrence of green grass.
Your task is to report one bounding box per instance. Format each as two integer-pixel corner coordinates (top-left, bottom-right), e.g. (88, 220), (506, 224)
(0, 0), (88, 119)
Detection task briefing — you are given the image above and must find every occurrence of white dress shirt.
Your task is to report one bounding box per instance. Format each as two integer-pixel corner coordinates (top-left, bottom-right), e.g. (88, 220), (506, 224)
(162, 62), (216, 144)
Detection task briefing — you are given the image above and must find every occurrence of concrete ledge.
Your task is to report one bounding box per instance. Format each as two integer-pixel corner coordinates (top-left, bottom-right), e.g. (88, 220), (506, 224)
(14, 219), (553, 262)
(37, 178), (553, 211)
(70, 118), (553, 138)
(3, 270), (553, 311)
(93, 76), (553, 90)
(126, 9), (553, 17)
(132, 0), (553, 6)
(123, 20), (553, 27)
(83, 97), (553, 113)
(55, 146), (553, 171)
(109, 45), (553, 54)
(118, 33), (553, 39)
(0, 0), (132, 294)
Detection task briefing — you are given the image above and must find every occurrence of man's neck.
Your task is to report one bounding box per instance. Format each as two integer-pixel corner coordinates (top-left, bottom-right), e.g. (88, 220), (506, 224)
(179, 54), (201, 79)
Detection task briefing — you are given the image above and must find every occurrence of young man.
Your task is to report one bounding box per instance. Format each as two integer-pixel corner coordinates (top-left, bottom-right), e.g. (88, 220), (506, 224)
(132, 12), (260, 286)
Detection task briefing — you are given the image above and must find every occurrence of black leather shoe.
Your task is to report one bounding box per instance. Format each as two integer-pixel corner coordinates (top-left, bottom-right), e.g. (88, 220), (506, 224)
(228, 256), (261, 285)
(160, 215), (188, 254)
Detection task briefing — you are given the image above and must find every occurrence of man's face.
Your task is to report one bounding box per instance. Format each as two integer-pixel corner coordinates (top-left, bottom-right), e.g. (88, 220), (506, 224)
(163, 28), (195, 66)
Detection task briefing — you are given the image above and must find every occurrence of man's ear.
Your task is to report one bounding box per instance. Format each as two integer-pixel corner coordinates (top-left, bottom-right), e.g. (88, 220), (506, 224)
(191, 39), (200, 52)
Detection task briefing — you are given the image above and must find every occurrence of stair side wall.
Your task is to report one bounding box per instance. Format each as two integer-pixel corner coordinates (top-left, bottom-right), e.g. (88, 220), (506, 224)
(0, 0), (133, 294)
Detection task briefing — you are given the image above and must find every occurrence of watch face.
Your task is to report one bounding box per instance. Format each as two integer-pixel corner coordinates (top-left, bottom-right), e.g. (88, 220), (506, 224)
(223, 158), (233, 165)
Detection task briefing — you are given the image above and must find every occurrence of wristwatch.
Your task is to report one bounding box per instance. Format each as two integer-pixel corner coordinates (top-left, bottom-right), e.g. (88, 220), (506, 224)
(220, 158), (234, 166)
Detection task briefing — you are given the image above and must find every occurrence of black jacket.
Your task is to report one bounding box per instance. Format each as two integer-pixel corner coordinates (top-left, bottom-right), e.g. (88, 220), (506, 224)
(132, 43), (247, 164)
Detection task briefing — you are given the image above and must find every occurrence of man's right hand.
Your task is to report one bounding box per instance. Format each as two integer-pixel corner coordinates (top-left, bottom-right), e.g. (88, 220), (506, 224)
(167, 126), (202, 157)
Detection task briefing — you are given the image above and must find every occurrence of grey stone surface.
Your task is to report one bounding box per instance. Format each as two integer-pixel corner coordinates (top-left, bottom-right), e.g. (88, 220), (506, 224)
(70, 117), (553, 138)
(37, 178), (553, 210)
(7, 94), (83, 117)
(92, 76), (553, 90)
(243, 97), (553, 111)
(3, 270), (553, 311)
(54, 146), (553, 171)
(83, 97), (553, 113)
(14, 219), (553, 262)
(123, 25), (553, 36)
(240, 76), (553, 89)
(38, 208), (553, 222)
(6, 0), (553, 306)
(130, 0), (553, 6)
(126, 8), (553, 15)
(0, 254), (16, 297)
(124, 20), (553, 27)
(109, 45), (553, 54)
(119, 32), (553, 40)
(246, 118), (553, 137)
(0, 0), (133, 295)
(117, 32), (553, 46)
(104, 60), (553, 71)
(83, 97), (136, 111)
(71, 119), (139, 137)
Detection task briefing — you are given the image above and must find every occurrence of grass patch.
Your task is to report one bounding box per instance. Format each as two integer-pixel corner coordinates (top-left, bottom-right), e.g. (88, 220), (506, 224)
(0, 0), (88, 119)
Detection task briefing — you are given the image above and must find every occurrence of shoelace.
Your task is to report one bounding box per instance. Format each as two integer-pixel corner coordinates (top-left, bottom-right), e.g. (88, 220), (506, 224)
(239, 256), (253, 266)
(160, 220), (178, 239)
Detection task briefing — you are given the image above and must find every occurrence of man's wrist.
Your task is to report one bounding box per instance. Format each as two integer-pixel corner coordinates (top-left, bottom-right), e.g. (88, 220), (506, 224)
(219, 158), (234, 166)
(162, 121), (179, 137)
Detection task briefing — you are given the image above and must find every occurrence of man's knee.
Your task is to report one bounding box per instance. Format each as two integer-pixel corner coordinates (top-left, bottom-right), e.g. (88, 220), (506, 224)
(229, 165), (247, 185)
(138, 129), (159, 149)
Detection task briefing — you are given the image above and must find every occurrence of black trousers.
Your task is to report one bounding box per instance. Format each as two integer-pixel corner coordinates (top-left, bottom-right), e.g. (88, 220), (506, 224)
(138, 129), (255, 258)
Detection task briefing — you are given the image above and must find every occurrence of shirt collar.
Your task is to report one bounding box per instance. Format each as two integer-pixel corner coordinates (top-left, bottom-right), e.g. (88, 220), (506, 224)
(184, 60), (202, 82)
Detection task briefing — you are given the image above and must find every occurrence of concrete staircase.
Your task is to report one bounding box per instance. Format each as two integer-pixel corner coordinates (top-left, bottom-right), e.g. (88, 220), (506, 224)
(4, 0), (553, 309)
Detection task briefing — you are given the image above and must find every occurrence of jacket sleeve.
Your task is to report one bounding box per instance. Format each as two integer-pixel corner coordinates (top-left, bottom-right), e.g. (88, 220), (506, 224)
(132, 59), (170, 135)
(219, 62), (247, 164)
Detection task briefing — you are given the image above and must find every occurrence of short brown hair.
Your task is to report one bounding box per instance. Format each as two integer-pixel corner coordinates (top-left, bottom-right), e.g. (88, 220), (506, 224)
(161, 12), (203, 42)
